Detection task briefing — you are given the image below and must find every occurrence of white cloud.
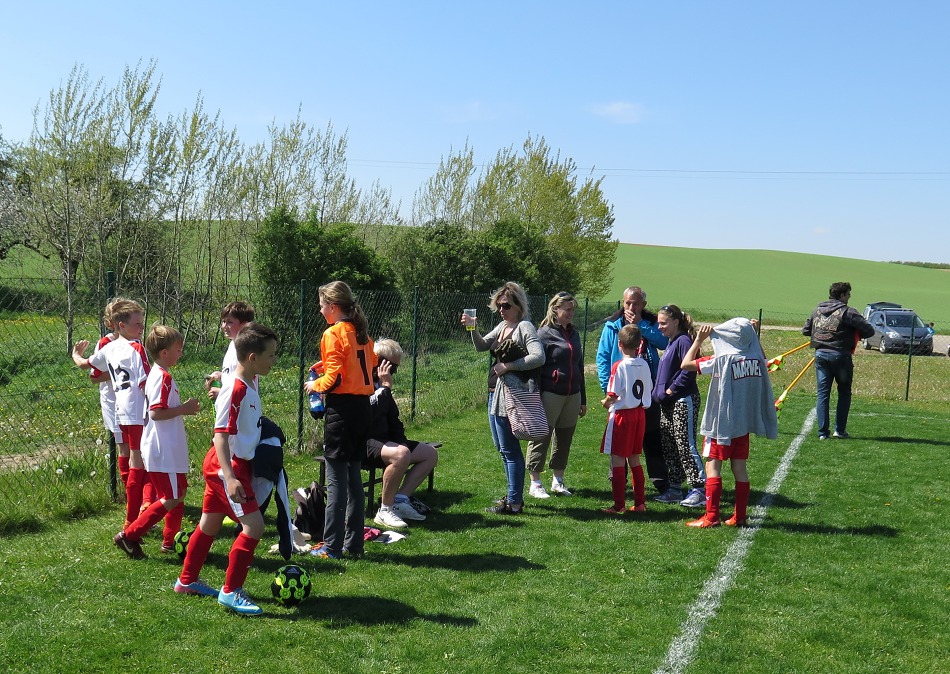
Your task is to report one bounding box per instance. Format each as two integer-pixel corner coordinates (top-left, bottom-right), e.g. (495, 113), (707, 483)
(591, 101), (645, 124)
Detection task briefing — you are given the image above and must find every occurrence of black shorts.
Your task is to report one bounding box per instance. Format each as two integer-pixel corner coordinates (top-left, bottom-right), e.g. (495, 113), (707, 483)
(363, 438), (421, 470)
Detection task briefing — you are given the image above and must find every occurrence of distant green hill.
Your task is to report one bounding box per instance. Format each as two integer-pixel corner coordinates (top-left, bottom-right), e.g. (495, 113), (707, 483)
(607, 244), (950, 326)
(4, 237), (949, 326)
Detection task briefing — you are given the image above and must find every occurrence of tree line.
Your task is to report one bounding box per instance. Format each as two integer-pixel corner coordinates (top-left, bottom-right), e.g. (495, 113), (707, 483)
(0, 61), (617, 341)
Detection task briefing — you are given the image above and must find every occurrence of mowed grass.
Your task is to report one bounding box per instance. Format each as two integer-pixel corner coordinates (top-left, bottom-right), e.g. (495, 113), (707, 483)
(607, 245), (950, 326)
(1, 336), (948, 673)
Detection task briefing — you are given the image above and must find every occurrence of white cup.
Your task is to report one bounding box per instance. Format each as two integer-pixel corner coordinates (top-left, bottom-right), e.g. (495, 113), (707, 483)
(464, 308), (477, 331)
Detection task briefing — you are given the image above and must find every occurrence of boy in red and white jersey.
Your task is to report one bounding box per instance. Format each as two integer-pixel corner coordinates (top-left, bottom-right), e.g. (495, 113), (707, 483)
(599, 324), (654, 515)
(76, 299), (151, 528)
(680, 318), (778, 528)
(113, 325), (200, 559)
(204, 301), (255, 401)
(176, 322), (278, 616)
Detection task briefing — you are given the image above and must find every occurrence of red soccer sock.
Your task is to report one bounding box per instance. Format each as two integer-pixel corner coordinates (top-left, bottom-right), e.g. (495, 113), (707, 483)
(117, 456), (130, 485)
(162, 502), (185, 549)
(734, 481), (751, 522)
(706, 477), (723, 522)
(125, 468), (146, 525)
(611, 466), (626, 510)
(223, 533), (260, 594)
(125, 499), (167, 541)
(142, 480), (156, 508)
(631, 464), (646, 507)
(179, 526), (215, 585)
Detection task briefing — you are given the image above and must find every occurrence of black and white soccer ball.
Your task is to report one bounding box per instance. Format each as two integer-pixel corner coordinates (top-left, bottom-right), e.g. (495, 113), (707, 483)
(271, 564), (312, 606)
(173, 528), (193, 560)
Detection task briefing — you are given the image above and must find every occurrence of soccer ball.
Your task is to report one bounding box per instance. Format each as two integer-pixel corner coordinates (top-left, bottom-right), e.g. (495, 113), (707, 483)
(271, 564), (312, 606)
(173, 528), (193, 560)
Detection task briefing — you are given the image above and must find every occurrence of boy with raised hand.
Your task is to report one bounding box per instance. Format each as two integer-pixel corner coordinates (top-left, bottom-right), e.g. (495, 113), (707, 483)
(175, 322), (278, 616)
(114, 325), (200, 559)
(75, 298), (151, 530)
(680, 319), (778, 528)
(205, 301), (255, 402)
(599, 324), (654, 515)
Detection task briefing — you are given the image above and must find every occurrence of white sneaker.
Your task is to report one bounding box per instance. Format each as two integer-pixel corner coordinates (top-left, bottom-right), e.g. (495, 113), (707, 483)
(529, 483), (551, 499)
(374, 507), (408, 529)
(550, 481), (572, 496)
(391, 500), (426, 521)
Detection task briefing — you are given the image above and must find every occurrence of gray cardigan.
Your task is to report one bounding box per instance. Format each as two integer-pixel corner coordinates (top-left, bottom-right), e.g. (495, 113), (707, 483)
(475, 319), (544, 417)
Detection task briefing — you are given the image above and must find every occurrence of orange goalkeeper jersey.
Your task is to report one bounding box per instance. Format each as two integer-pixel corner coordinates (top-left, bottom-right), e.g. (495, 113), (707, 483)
(313, 320), (376, 396)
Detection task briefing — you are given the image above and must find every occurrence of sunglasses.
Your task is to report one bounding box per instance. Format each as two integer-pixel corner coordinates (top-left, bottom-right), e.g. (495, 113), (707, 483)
(497, 302), (513, 311)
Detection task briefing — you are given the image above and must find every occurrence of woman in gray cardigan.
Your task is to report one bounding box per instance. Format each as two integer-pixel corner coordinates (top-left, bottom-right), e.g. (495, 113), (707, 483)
(461, 281), (544, 514)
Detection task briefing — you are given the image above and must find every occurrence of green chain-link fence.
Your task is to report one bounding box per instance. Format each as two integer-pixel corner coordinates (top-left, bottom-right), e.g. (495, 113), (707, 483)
(0, 277), (625, 528)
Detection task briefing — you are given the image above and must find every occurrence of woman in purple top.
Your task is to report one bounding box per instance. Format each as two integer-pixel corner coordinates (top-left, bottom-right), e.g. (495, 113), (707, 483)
(653, 304), (706, 508)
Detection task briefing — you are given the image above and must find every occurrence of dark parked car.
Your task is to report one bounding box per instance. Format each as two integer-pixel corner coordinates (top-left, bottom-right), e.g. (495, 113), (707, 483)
(863, 308), (933, 354)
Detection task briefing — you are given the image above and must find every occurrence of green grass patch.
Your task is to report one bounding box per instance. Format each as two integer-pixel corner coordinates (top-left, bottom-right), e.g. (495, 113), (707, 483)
(1, 353), (948, 672)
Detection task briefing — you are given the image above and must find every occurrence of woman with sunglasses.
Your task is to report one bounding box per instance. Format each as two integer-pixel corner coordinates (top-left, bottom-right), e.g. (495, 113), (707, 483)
(525, 292), (587, 498)
(653, 304), (706, 508)
(460, 282), (544, 514)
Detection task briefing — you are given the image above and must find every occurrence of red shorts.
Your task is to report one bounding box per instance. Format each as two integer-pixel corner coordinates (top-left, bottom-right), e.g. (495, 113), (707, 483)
(600, 407), (645, 458)
(703, 434), (750, 461)
(201, 446), (258, 518)
(119, 424), (143, 451)
(147, 471), (189, 501)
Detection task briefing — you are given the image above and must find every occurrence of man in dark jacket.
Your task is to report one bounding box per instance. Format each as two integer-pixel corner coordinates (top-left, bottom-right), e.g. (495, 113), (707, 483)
(802, 282), (875, 440)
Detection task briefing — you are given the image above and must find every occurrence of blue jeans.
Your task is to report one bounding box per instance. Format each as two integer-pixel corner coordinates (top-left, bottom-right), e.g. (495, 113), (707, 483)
(323, 457), (364, 556)
(815, 351), (854, 437)
(488, 391), (526, 505)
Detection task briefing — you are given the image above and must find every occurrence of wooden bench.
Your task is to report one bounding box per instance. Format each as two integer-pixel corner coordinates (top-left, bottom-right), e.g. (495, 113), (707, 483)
(315, 442), (439, 512)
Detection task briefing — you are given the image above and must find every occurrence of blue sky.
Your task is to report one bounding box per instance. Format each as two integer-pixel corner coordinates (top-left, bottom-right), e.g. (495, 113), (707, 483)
(2, 1), (948, 263)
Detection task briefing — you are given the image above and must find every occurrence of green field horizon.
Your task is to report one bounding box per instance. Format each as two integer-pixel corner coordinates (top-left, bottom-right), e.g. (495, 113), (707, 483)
(605, 244), (950, 326)
(4, 239), (949, 326)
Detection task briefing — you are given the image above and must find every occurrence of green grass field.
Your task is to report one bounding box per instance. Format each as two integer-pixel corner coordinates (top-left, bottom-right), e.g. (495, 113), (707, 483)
(0, 326), (947, 673)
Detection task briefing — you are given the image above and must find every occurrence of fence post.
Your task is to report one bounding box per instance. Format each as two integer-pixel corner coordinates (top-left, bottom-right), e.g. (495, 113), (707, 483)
(105, 270), (118, 501)
(905, 324), (915, 401)
(410, 285), (419, 421)
(582, 297), (589, 358)
(297, 279), (308, 452)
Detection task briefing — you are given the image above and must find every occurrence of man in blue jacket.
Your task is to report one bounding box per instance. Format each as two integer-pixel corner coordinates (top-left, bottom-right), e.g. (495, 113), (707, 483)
(596, 286), (670, 493)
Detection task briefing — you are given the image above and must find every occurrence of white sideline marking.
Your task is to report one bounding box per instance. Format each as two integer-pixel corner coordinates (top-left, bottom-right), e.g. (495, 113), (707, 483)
(653, 408), (817, 674)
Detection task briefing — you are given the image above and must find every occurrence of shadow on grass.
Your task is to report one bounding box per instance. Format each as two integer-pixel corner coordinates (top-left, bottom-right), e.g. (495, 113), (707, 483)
(766, 522), (899, 537)
(292, 594), (478, 628)
(874, 436), (950, 447)
(367, 550), (544, 572)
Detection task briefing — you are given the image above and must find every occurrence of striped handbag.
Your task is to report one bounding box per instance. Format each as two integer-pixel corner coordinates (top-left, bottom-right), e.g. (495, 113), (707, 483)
(503, 380), (549, 441)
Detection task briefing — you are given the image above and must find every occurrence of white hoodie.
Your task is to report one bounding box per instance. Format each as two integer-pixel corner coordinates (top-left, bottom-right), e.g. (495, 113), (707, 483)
(696, 318), (778, 443)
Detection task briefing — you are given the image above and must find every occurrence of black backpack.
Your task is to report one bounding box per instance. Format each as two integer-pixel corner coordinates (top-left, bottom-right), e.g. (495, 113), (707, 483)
(292, 481), (327, 539)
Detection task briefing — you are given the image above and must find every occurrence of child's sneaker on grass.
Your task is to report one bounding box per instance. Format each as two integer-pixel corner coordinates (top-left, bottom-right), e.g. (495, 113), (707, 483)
(174, 578), (219, 597)
(114, 531), (146, 560)
(685, 516), (720, 528)
(600, 505), (625, 515)
(724, 515), (748, 527)
(653, 487), (683, 504)
(627, 504), (646, 513)
(160, 543), (176, 554)
(311, 544), (342, 559)
(680, 488), (707, 508)
(218, 587), (262, 616)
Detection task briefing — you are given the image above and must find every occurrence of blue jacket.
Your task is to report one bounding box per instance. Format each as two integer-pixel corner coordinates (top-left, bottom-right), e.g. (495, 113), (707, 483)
(596, 313), (668, 393)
